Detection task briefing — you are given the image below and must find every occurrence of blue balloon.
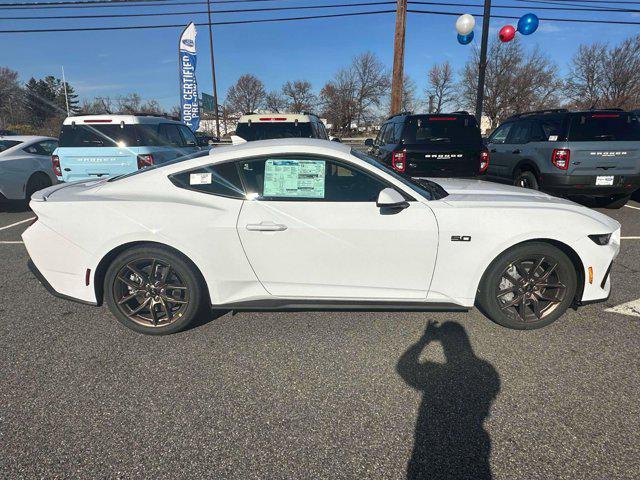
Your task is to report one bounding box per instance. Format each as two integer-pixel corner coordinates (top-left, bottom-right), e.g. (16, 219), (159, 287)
(457, 31), (474, 45)
(517, 13), (539, 35)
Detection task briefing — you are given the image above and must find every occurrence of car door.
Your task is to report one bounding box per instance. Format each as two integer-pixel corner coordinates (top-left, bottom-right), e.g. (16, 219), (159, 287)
(486, 122), (513, 178)
(157, 123), (190, 162)
(177, 124), (201, 155)
(504, 120), (532, 177)
(236, 155), (439, 300)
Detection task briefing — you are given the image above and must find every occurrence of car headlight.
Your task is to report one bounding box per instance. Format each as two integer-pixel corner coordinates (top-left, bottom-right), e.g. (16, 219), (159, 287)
(588, 233), (612, 245)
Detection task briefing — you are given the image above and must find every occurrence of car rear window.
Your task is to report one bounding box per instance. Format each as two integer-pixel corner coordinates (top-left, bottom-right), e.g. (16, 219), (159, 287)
(0, 140), (22, 152)
(568, 113), (640, 141)
(235, 122), (313, 141)
(59, 124), (140, 147)
(402, 116), (481, 145)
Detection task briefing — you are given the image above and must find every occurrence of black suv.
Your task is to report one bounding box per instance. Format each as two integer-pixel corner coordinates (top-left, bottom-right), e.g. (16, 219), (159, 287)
(486, 109), (640, 208)
(364, 112), (489, 178)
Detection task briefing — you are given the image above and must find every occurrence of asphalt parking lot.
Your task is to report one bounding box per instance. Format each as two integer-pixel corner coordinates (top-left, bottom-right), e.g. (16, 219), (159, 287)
(1, 196), (639, 479)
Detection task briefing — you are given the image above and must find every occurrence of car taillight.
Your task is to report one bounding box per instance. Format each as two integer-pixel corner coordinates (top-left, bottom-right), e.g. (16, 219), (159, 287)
(51, 155), (61, 176)
(479, 150), (490, 173)
(137, 154), (154, 169)
(551, 149), (570, 170)
(392, 150), (406, 172)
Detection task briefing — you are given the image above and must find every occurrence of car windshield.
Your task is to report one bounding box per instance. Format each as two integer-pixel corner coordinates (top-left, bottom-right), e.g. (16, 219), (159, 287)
(107, 150), (209, 182)
(568, 113), (640, 141)
(0, 140), (22, 152)
(402, 116), (481, 145)
(236, 122), (313, 141)
(351, 149), (448, 200)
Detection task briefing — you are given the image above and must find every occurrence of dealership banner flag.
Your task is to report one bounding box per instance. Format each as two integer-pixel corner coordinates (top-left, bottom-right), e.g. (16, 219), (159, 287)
(179, 22), (200, 132)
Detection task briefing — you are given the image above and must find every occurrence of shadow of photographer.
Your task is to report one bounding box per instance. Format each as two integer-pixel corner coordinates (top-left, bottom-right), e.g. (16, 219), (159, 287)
(397, 321), (501, 480)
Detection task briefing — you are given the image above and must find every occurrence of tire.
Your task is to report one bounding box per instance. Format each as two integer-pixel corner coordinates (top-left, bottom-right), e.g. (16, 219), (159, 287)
(104, 245), (205, 335)
(603, 194), (630, 209)
(24, 172), (52, 205)
(476, 242), (577, 330)
(514, 170), (539, 190)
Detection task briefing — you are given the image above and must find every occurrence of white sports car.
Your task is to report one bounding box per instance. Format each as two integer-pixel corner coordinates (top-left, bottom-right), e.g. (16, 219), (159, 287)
(23, 139), (620, 335)
(0, 136), (58, 203)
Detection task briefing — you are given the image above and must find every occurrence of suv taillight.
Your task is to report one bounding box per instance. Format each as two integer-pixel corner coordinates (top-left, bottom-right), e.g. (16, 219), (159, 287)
(479, 150), (490, 173)
(392, 150), (406, 172)
(552, 149), (570, 170)
(137, 154), (154, 169)
(51, 155), (61, 176)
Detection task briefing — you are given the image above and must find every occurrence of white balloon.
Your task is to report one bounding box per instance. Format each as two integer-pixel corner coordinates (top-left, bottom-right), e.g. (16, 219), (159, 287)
(455, 14), (475, 36)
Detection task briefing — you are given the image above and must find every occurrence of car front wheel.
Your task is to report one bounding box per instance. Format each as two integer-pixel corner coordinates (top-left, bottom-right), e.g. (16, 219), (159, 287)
(476, 242), (577, 330)
(104, 246), (205, 335)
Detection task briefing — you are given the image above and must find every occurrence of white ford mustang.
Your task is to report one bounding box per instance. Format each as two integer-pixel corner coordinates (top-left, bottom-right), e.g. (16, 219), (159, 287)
(23, 139), (620, 335)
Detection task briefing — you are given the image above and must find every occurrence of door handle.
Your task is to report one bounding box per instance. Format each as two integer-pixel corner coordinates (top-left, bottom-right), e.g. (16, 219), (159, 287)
(490, 149), (497, 153)
(246, 221), (288, 232)
(512, 149), (521, 154)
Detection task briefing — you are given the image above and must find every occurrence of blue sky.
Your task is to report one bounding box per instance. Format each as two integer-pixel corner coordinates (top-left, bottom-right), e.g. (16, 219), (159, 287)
(2, 1), (639, 110)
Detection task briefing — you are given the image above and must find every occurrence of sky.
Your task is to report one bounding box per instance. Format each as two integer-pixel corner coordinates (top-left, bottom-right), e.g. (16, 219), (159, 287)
(1, 0), (639, 110)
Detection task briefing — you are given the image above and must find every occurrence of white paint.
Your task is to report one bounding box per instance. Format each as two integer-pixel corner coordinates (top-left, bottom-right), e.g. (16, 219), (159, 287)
(0, 241), (24, 244)
(606, 298), (640, 318)
(621, 236), (640, 240)
(624, 204), (640, 211)
(0, 217), (35, 231)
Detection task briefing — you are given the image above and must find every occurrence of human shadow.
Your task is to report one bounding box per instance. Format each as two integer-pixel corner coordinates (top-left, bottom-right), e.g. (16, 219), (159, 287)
(397, 321), (500, 480)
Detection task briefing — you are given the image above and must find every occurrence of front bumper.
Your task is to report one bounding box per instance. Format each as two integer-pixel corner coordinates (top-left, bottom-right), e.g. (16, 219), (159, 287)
(540, 173), (640, 197)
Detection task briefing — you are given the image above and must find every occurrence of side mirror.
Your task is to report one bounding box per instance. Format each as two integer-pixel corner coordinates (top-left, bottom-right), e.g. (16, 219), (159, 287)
(364, 138), (374, 147)
(377, 188), (409, 210)
(331, 137), (342, 143)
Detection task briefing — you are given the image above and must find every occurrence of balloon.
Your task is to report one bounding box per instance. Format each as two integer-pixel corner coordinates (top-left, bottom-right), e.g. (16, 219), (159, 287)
(498, 25), (516, 42)
(517, 13), (539, 35)
(455, 14), (475, 36)
(457, 31), (474, 45)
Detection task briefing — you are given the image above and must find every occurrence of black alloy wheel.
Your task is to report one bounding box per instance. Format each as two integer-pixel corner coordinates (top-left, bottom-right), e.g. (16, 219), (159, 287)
(514, 170), (539, 190)
(104, 246), (204, 334)
(477, 242), (577, 330)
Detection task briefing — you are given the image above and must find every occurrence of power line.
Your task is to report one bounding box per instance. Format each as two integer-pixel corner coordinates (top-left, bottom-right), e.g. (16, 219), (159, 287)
(0, 0), (310, 10)
(412, 1), (638, 12)
(0, 8), (397, 32)
(1, 1), (397, 19)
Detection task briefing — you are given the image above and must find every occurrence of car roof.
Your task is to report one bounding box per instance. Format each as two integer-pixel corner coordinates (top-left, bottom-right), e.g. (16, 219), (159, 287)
(206, 138), (350, 162)
(0, 135), (57, 142)
(238, 113), (319, 123)
(62, 115), (182, 125)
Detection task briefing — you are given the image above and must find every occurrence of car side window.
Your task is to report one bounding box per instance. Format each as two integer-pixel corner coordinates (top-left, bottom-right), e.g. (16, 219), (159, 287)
(506, 121), (530, 144)
(159, 124), (185, 147)
(382, 123), (395, 145)
(178, 125), (198, 147)
(318, 122), (329, 140)
(238, 156), (389, 202)
(23, 140), (57, 156)
(488, 123), (512, 144)
(374, 125), (387, 146)
(170, 161), (244, 199)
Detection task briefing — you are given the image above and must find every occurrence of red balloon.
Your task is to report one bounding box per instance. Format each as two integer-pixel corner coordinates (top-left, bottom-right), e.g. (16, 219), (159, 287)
(499, 25), (516, 42)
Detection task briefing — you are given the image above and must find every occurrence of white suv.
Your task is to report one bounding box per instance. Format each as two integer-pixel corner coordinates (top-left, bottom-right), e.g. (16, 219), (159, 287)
(235, 113), (329, 141)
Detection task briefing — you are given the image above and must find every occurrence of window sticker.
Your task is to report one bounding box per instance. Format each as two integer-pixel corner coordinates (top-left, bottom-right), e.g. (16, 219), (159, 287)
(548, 135), (558, 141)
(263, 159), (325, 198)
(190, 172), (212, 185)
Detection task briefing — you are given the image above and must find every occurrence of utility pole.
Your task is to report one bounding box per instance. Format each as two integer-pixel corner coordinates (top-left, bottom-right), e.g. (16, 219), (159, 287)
(390, 0), (407, 116)
(61, 66), (70, 116)
(206, 0), (221, 138)
(475, 0), (492, 122)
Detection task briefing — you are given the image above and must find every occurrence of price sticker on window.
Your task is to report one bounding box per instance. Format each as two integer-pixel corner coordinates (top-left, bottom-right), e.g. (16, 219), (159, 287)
(263, 159), (325, 198)
(190, 172), (212, 185)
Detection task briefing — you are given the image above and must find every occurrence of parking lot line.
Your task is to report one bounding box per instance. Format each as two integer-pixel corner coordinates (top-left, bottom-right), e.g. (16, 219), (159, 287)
(0, 241), (24, 244)
(0, 217), (35, 231)
(621, 236), (640, 240)
(624, 204), (640, 211)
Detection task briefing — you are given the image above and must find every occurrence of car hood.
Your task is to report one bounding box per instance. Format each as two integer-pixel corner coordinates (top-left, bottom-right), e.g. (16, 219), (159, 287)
(432, 178), (620, 231)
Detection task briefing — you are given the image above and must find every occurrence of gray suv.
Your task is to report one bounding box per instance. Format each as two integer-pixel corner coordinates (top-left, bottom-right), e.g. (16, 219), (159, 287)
(486, 109), (640, 208)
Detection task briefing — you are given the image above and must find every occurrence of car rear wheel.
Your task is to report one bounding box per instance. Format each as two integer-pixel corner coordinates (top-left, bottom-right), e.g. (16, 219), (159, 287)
(476, 242), (577, 330)
(25, 172), (51, 201)
(104, 246), (205, 335)
(514, 170), (539, 190)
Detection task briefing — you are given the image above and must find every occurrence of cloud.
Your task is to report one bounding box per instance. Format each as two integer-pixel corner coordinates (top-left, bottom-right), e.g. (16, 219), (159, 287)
(73, 81), (125, 93)
(537, 23), (563, 34)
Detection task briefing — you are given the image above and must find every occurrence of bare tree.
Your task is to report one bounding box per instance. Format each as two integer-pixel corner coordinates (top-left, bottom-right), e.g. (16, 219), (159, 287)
(565, 43), (606, 109)
(320, 68), (358, 132)
(115, 93), (142, 113)
(352, 52), (390, 125)
(264, 90), (287, 113)
(282, 80), (316, 113)
(0, 67), (24, 126)
(225, 74), (266, 114)
(460, 40), (560, 128)
(400, 74), (418, 112)
(427, 62), (455, 113)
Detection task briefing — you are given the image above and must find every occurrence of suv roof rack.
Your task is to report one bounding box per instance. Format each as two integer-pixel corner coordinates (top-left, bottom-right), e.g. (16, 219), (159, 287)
(509, 108), (568, 119)
(450, 110), (470, 115)
(386, 111), (412, 120)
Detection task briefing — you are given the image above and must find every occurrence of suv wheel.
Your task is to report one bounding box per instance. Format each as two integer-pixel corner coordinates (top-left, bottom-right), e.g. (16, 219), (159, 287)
(514, 170), (539, 190)
(476, 242), (577, 330)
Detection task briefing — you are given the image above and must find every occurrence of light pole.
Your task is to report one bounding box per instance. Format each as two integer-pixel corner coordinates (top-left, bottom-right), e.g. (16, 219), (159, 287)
(475, 0), (492, 122)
